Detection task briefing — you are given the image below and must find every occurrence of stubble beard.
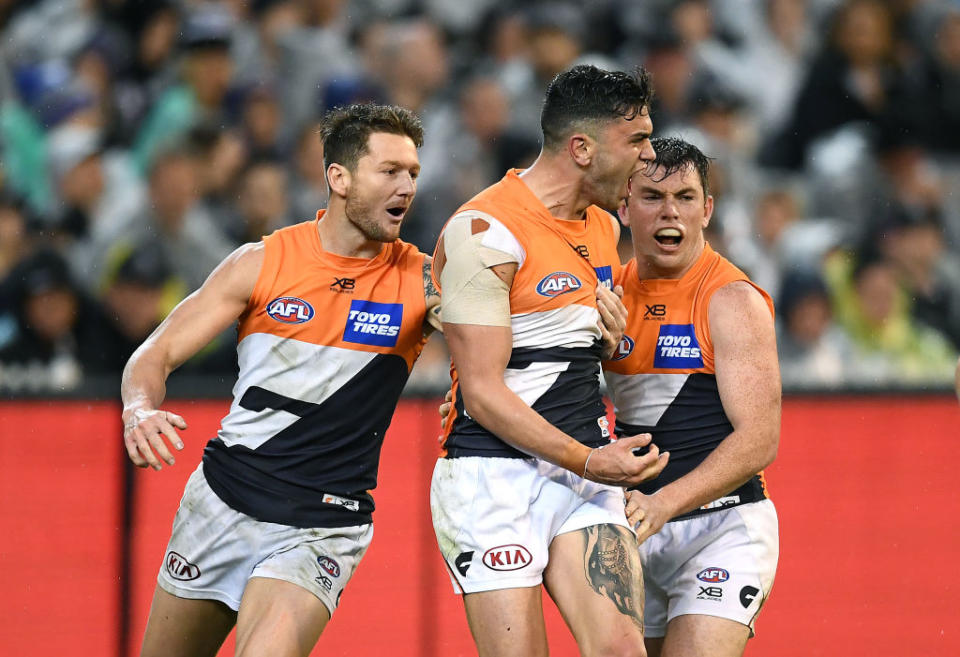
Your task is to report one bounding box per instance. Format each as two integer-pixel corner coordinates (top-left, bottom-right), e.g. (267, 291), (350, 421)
(344, 192), (397, 243)
(588, 156), (632, 214)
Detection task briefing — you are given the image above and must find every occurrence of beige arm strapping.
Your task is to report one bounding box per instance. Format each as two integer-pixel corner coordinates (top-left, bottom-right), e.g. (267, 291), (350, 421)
(439, 215), (518, 327)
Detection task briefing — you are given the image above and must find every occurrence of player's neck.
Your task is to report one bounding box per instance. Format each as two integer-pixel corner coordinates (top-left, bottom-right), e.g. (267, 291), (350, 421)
(519, 154), (591, 222)
(317, 206), (384, 260)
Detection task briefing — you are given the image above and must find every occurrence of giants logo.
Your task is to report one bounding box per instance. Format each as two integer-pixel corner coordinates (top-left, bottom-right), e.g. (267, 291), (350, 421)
(611, 335), (635, 361)
(165, 551), (201, 581)
(697, 567), (730, 583)
(266, 296), (315, 324)
(482, 544), (532, 571)
(536, 272), (582, 297)
(317, 555), (341, 578)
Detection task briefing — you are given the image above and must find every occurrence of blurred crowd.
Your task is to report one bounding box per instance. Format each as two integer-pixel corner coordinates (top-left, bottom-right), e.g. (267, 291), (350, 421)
(0, 0), (958, 395)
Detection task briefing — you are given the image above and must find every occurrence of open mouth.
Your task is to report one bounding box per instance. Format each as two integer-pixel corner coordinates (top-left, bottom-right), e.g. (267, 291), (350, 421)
(386, 206), (406, 218)
(654, 227), (682, 247)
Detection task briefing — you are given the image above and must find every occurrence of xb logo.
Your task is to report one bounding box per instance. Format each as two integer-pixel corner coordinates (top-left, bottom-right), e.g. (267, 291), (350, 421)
(644, 304), (666, 318)
(572, 244), (590, 258)
(331, 277), (355, 293)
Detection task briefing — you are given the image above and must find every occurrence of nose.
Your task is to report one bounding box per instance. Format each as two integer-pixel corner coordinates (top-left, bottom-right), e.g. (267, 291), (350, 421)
(662, 196), (679, 219)
(639, 140), (656, 163)
(398, 172), (416, 196)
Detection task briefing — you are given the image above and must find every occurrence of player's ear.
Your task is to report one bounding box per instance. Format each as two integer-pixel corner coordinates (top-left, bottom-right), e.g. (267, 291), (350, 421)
(569, 133), (594, 167)
(703, 194), (714, 229)
(326, 163), (351, 198)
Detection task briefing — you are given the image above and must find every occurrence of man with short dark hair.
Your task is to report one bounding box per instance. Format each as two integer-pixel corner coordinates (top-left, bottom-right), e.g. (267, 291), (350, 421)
(611, 137), (781, 657)
(123, 103), (440, 657)
(431, 65), (666, 657)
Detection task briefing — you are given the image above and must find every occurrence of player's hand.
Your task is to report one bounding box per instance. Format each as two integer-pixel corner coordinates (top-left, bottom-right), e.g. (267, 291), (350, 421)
(596, 284), (627, 360)
(583, 433), (669, 487)
(123, 407), (187, 470)
(625, 489), (673, 544)
(437, 388), (453, 443)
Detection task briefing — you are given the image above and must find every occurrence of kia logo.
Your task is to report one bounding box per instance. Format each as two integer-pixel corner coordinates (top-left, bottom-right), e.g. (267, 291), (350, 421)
(165, 551), (201, 581)
(482, 544), (532, 571)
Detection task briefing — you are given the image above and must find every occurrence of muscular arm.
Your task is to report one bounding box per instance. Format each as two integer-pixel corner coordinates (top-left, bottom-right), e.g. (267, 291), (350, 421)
(121, 243), (263, 469)
(628, 281), (781, 541)
(422, 256), (442, 334)
(443, 264), (666, 487)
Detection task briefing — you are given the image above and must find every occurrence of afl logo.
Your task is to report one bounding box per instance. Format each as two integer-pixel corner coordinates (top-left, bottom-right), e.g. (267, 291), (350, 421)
(612, 335), (635, 361)
(317, 555), (341, 578)
(267, 296), (314, 324)
(536, 272), (582, 297)
(482, 544), (533, 571)
(697, 567), (730, 583)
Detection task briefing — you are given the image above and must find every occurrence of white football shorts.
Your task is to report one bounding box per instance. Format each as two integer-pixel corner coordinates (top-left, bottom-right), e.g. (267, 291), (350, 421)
(639, 499), (779, 637)
(431, 456), (630, 594)
(156, 465), (373, 614)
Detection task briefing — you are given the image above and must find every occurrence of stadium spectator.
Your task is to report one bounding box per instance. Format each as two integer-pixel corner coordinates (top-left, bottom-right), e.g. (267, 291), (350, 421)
(108, 1), (180, 144)
(414, 73), (538, 250)
(229, 159), (290, 243)
(105, 145), (233, 294)
(0, 0), (955, 394)
(777, 267), (859, 388)
(132, 4), (236, 173)
(824, 250), (958, 384)
(872, 206), (960, 350)
(502, 3), (586, 136)
(288, 121), (329, 223)
(762, 0), (905, 169)
(187, 123), (249, 233)
(272, 0), (355, 138)
(0, 249), (115, 392)
(46, 123), (145, 293)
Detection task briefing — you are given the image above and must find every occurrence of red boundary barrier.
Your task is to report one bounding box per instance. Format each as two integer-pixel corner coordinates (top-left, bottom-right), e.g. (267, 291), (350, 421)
(1, 395), (958, 656)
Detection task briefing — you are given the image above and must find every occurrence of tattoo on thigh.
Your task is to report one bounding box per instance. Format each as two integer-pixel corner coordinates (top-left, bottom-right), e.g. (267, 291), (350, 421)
(583, 525), (645, 631)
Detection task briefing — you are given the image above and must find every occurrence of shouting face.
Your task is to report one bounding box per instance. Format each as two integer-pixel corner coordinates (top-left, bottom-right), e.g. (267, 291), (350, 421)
(622, 163), (713, 279)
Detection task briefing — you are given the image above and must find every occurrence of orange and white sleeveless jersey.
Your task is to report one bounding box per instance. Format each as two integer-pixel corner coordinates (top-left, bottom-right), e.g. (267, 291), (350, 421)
(202, 213), (428, 528)
(436, 169), (622, 458)
(603, 244), (774, 520)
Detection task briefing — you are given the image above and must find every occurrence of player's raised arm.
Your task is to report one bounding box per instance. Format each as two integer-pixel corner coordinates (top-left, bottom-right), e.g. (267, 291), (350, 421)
(628, 280), (780, 541)
(122, 243), (263, 470)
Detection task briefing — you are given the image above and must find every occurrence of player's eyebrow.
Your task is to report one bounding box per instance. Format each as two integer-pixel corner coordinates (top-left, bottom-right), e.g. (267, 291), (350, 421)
(635, 184), (697, 196)
(379, 159), (420, 171)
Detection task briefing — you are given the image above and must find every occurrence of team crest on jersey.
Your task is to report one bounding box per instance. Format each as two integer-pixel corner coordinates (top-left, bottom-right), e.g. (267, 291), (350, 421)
(654, 324), (704, 369)
(343, 300), (403, 347)
(611, 335), (635, 361)
(593, 265), (613, 289)
(266, 296), (315, 324)
(536, 272), (582, 297)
